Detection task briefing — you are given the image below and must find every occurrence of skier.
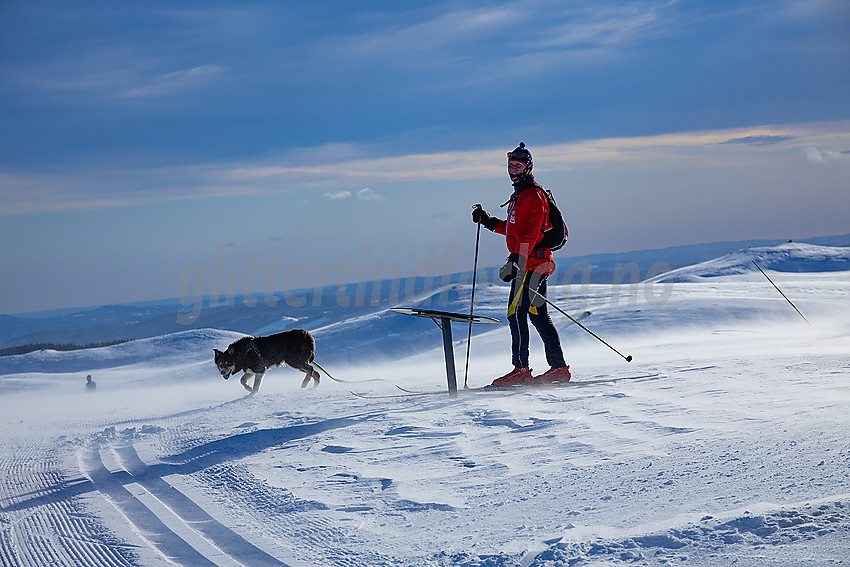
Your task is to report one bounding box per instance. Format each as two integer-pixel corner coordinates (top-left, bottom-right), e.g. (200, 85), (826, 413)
(472, 142), (571, 386)
(85, 374), (96, 392)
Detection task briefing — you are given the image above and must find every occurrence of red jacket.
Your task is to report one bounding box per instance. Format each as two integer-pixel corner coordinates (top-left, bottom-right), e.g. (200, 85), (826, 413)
(493, 179), (555, 275)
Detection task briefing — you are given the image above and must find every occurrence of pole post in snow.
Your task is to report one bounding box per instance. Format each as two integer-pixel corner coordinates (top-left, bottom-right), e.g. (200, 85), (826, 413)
(464, 204), (483, 389)
(440, 316), (459, 397)
(752, 260), (811, 325)
(523, 284), (633, 363)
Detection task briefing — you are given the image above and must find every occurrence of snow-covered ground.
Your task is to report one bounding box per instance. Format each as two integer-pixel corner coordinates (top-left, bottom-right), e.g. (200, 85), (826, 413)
(1, 243), (849, 566)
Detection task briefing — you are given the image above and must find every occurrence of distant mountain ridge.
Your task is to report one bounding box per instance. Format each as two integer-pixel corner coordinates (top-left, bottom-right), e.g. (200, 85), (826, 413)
(0, 328), (243, 379)
(647, 242), (850, 282)
(549, 233), (850, 284)
(1, 234), (848, 350)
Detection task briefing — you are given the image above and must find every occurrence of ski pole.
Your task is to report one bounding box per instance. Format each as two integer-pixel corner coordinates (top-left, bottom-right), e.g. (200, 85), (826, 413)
(463, 204), (483, 389)
(752, 260), (810, 325)
(523, 283), (633, 362)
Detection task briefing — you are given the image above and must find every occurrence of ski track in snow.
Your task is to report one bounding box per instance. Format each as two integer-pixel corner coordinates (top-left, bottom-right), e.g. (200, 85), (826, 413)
(0, 432), (136, 566)
(2, 264), (850, 566)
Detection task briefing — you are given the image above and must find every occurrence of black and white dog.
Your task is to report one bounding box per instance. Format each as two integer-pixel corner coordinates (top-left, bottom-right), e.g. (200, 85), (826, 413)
(214, 330), (321, 394)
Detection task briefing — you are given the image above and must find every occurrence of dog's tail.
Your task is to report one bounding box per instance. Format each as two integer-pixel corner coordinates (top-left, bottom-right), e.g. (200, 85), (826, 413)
(310, 361), (390, 384)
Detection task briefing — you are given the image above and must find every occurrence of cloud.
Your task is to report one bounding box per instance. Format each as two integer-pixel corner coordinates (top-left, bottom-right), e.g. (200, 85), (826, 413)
(535, 3), (667, 50)
(3, 120), (849, 216)
(356, 188), (383, 202)
(321, 188), (384, 203)
(121, 65), (224, 98)
(323, 190), (353, 200)
(721, 135), (794, 146)
(11, 57), (224, 103)
(2, 9), (225, 102)
(803, 147), (850, 163)
(306, 1), (689, 91)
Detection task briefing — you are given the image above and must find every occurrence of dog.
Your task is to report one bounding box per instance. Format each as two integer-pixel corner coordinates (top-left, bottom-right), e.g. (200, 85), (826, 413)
(214, 330), (320, 395)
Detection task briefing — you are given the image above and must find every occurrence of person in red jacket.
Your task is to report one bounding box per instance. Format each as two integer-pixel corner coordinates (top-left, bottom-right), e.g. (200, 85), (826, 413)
(472, 142), (571, 386)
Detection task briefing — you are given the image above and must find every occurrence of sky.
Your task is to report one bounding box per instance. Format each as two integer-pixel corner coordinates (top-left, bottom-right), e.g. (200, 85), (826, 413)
(1, 0), (849, 315)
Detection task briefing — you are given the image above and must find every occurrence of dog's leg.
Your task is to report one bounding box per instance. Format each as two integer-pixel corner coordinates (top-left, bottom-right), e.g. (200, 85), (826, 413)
(241, 373), (254, 393)
(298, 363), (320, 389)
(251, 372), (265, 395)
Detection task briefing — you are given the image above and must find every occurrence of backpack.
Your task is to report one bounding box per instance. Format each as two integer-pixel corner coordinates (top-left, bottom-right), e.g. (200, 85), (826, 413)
(536, 187), (568, 252)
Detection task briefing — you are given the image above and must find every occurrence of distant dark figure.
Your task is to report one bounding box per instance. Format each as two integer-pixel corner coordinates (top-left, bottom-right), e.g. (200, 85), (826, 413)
(85, 375), (96, 392)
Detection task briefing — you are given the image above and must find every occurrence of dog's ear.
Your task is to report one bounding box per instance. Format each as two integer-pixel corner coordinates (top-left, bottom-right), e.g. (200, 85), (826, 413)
(214, 349), (222, 356)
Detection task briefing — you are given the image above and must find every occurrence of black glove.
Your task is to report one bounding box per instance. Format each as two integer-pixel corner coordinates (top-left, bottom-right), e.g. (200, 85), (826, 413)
(472, 207), (498, 231)
(499, 253), (519, 282)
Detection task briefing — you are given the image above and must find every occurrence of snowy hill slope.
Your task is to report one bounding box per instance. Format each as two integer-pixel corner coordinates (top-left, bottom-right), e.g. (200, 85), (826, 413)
(1, 260), (849, 566)
(0, 329), (244, 378)
(3, 241), (848, 367)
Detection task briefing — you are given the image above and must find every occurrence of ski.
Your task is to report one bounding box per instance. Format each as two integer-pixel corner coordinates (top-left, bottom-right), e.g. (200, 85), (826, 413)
(351, 373), (661, 399)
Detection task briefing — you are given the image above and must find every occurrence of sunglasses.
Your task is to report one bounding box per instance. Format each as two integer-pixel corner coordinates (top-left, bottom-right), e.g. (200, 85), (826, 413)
(507, 161), (527, 172)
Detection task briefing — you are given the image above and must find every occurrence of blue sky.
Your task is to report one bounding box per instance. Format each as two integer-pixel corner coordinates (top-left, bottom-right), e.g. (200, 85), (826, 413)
(1, 0), (849, 314)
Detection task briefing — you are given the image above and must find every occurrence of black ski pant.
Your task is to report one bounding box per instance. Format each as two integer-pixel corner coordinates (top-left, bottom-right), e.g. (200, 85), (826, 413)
(507, 271), (566, 370)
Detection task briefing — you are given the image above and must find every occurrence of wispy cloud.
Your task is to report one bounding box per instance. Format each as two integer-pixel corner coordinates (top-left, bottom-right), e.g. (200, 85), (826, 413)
(2, 5), (229, 103)
(355, 188), (383, 202)
(534, 3), (667, 50)
(721, 135), (794, 146)
(304, 0), (691, 91)
(322, 190), (353, 200)
(10, 54), (224, 102)
(2, 120), (848, 216)
(322, 188), (384, 203)
(334, 6), (515, 61)
(803, 147), (850, 163)
(121, 64), (224, 98)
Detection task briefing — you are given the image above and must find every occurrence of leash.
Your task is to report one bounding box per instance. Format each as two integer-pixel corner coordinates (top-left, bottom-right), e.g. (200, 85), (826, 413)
(309, 361), (390, 384)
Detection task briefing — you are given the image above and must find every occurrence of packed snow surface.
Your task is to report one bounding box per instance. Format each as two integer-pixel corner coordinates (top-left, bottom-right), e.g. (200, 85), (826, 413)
(2, 247), (849, 566)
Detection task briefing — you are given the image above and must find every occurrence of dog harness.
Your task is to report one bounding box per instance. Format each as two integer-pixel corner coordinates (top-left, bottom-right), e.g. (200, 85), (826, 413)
(246, 338), (267, 368)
